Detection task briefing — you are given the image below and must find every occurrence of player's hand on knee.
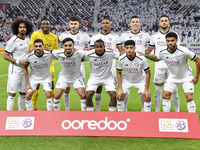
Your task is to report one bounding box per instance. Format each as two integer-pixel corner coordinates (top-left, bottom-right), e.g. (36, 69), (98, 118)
(25, 84), (33, 93)
(117, 89), (125, 100)
(190, 76), (199, 84)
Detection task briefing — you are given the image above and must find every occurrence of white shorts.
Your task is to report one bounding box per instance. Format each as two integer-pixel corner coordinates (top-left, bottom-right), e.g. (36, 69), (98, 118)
(86, 76), (116, 92)
(153, 68), (168, 83)
(28, 75), (52, 92)
(80, 62), (86, 84)
(122, 78), (145, 94)
(56, 76), (85, 90)
(7, 73), (26, 93)
(164, 77), (194, 93)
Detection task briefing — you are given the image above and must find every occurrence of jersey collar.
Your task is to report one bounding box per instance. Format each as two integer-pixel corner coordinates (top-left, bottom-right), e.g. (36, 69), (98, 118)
(70, 31), (79, 35)
(100, 31), (110, 35)
(17, 35), (25, 40)
(167, 47), (177, 54)
(131, 30), (140, 35)
(160, 30), (170, 35)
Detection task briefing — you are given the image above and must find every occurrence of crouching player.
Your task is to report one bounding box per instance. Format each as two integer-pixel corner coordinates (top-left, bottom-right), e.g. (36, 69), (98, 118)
(24, 39), (56, 110)
(117, 40), (151, 111)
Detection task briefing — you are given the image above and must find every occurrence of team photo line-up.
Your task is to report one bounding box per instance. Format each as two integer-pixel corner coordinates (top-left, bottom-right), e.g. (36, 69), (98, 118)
(3, 14), (200, 112)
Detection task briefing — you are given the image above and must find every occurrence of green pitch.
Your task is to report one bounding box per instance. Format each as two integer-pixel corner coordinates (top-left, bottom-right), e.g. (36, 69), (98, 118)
(0, 54), (200, 149)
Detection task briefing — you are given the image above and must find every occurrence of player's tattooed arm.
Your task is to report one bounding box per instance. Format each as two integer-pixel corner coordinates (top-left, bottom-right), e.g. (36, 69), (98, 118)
(145, 55), (160, 62)
(137, 51), (160, 62)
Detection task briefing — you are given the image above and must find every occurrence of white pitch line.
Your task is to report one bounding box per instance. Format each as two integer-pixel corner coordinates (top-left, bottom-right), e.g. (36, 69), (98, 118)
(0, 74), (8, 77)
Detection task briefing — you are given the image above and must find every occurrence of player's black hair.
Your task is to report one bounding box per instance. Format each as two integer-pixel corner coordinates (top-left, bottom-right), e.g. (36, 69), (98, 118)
(130, 15), (139, 21)
(34, 39), (44, 45)
(124, 40), (135, 47)
(69, 16), (79, 22)
(63, 37), (74, 45)
(165, 32), (178, 40)
(101, 17), (110, 22)
(94, 39), (105, 46)
(41, 17), (50, 23)
(159, 14), (170, 21)
(11, 18), (33, 35)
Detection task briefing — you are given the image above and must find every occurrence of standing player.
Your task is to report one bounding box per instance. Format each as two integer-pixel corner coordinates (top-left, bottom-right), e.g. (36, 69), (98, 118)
(58, 16), (90, 110)
(52, 38), (86, 111)
(138, 32), (200, 112)
(120, 15), (151, 111)
(90, 18), (124, 111)
(117, 40), (151, 111)
(24, 39), (56, 111)
(85, 39), (120, 111)
(29, 17), (60, 110)
(145, 14), (180, 112)
(4, 18), (33, 111)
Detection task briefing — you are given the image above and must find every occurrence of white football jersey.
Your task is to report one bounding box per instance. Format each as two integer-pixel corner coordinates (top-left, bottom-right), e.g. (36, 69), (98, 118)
(149, 30), (181, 68)
(90, 32), (122, 52)
(51, 49), (86, 81)
(120, 30), (150, 53)
(24, 51), (56, 80)
(84, 49), (120, 80)
(157, 46), (196, 81)
(59, 31), (90, 50)
(117, 52), (150, 83)
(5, 35), (29, 74)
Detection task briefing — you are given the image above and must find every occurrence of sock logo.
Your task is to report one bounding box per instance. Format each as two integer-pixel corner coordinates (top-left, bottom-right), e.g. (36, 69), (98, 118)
(62, 117), (131, 131)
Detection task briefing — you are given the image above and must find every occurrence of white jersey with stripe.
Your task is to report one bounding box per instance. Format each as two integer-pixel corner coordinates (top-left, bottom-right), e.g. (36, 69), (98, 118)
(24, 51), (56, 80)
(51, 49), (86, 81)
(59, 31), (90, 50)
(149, 30), (181, 69)
(5, 35), (29, 74)
(90, 32), (122, 52)
(157, 46), (196, 81)
(120, 30), (150, 53)
(84, 49), (120, 80)
(117, 52), (150, 83)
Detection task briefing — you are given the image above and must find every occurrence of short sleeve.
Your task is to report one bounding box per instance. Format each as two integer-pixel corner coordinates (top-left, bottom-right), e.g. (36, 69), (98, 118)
(5, 39), (15, 54)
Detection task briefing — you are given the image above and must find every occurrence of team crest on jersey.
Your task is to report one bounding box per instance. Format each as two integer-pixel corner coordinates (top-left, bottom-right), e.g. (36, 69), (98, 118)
(72, 57), (76, 61)
(77, 36), (80, 40)
(108, 37), (112, 41)
(139, 36), (142, 39)
(49, 40), (52, 43)
(135, 63), (139, 67)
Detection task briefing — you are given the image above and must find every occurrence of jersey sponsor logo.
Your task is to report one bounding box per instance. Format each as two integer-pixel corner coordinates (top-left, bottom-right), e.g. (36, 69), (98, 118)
(108, 37), (112, 41)
(165, 60), (180, 66)
(75, 41), (80, 46)
(20, 47), (28, 53)
(105, 42), (112, 47)
(124, 68), (139, 73)
(94, 61), (109, 67)
(134, 40), (142, 45)
(156, 41), (166, 46)
(34, 63), (48, 69)
(62, 61), (76, 66)
(77, 36), (80, 40)
(61, 117), (131, 131)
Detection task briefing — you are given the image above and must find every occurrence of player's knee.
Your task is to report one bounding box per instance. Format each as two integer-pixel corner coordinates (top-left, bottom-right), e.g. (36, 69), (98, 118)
(26, 93), (32, 100)
(46, 92), (52, 99)
(186, 95), (193, 102)
(54, 94), (61, 100)
(109, 92), (116, 100)
(163, 92), (171, 99)
(79, 93), (86, 99)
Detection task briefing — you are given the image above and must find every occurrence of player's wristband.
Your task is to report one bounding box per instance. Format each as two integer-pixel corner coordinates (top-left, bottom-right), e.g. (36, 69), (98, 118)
(16, 59), (20, 65)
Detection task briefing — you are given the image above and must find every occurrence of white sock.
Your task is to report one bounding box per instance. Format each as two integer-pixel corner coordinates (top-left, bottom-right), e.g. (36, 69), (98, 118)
(109, 106), (116, 111)
(53, 99), (60, 111)
(26, 100), (33, 111)
(144, 101), (151, 112)
(139, 93), (144, 111)
(117, 100), (124, 111)
(95, 93), (102, 111)
(155, 85), (162, 112)
(124, 94), (129, 111)
(172, 90), (180, 112)
(86, 106), (94, 111)
(162, 99), (171, 112)
(18, 95), (25, 111)
(64, 92), (70, 111)
(81, 99), (86, 111)
(47, 98), (53, 111)
(7, 96), (15, 111)
(187, 100), (196, 113)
